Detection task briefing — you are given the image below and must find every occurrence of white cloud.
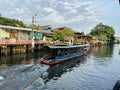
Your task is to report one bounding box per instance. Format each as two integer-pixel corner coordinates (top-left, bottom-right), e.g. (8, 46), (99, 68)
(43, 7), (55, 13)
(0, 0), (100, 33)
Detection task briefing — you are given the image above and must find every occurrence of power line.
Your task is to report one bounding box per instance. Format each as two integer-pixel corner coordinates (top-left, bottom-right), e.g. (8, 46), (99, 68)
(90, 0), (115, 11)
(79, 0), (116, 33)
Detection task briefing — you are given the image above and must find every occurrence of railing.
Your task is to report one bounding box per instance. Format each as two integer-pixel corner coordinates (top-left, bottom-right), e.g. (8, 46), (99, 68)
(0, 40), (45, 45)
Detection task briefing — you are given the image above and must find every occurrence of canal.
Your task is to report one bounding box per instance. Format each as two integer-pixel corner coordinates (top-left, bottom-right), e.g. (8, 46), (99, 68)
(0, 44), (120, 90)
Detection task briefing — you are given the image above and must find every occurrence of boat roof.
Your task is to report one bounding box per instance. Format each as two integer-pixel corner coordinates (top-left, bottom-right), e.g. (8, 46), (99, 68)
(49, 44), (90, 49)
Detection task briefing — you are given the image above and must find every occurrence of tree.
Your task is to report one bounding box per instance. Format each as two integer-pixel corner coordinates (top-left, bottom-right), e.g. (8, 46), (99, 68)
(53, 27), (75, 42)
(53, 30), (65, 41)
(61, 27), (75, 37)
(89, 23), (115, 44)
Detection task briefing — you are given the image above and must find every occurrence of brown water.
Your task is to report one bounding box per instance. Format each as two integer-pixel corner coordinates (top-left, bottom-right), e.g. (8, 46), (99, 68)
(0, 44), (120, 90)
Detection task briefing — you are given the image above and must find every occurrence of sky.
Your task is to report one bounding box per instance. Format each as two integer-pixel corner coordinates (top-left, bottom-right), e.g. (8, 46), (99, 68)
(0, 0), (120, 36)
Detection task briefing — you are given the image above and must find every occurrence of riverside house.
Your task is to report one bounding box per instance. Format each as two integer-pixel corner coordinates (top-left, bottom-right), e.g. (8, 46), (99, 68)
(0, 25), (44, 45)
(74, 32), (107, 45)
(0, 25), (46, 55)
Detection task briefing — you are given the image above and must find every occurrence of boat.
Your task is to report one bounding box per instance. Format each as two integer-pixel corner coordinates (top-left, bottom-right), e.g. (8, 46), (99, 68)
(41, 43), (90, 66)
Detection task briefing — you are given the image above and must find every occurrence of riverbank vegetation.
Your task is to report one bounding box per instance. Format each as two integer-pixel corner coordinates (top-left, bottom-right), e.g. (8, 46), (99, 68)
(48, 27), (75, 45)
(88, 23), (115, 44)
(53, 27), (75, 41)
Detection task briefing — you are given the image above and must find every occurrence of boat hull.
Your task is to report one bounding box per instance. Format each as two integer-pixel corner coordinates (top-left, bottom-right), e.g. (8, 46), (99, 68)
(41, 52), (85, 66)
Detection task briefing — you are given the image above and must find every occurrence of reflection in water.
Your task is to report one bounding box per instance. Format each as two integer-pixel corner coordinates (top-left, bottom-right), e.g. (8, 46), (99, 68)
(89, 45), (114, 66)
(0, 45), (120, 90)
(0, 49), (49, 67)
(90, 45), (114, 57)
(42, 56), (87, 83)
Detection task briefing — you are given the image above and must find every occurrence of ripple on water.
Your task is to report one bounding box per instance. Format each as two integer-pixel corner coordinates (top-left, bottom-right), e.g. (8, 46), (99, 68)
(0, 45), (120, 90)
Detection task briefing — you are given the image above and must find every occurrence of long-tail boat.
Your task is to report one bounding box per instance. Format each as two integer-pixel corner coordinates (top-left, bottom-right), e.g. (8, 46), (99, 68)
(41, 43), (90, 66)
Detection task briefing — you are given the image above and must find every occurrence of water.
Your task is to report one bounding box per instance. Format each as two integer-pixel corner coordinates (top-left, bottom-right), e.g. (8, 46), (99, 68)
(0, 44), (120, 90)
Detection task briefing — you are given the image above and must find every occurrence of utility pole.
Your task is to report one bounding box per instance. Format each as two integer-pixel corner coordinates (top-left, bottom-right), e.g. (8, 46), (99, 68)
(32, 16), (34, 49)
(31, 14), (37, 51)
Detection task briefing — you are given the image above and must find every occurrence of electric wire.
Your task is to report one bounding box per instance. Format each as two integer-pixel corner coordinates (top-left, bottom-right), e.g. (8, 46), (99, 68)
(90, 0), (115, 11)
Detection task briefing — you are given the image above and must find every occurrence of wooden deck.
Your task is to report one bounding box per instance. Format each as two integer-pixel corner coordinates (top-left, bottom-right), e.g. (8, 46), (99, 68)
(0, 40), (45, 45)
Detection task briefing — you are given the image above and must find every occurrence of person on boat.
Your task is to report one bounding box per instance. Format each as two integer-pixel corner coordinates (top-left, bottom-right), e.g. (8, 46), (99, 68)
(37, 57), (44, 63)
(37, 55), (46, 63)
(46, 53), (56, 60)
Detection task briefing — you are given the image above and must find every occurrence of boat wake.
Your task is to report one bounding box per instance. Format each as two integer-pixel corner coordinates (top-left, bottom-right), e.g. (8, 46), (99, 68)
(0, 64), (48, 90)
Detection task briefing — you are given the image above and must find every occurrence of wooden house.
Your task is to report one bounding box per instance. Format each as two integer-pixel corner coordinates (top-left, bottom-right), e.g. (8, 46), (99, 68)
(0, 25), (44, 45)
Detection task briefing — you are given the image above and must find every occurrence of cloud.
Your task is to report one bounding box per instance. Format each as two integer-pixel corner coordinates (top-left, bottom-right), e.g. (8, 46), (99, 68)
(43, 7), (55, 13)
(0, 0), (100, 33)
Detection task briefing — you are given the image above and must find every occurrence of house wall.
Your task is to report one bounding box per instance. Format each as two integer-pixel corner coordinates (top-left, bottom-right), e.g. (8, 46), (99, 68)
(18, 31), (29, 40)
(1, 29), (9, 39)
(0, 29), (44, 40)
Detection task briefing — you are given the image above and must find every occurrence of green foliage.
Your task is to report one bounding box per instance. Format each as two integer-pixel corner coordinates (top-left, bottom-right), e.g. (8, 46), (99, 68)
(61, 27), (75, 37)
(53, 27), (75, 41)
(89, 23), (115, 43)
(98, 34), (108, 40)
(53, 30), (65, 41)
(0, 15), (25, 27)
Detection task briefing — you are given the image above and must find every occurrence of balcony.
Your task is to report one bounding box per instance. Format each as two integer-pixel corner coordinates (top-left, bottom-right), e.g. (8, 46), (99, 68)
(0, 40), (45, 45)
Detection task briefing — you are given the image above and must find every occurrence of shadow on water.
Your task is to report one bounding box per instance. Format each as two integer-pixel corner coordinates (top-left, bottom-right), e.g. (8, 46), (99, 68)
(41, 56), (87, 84)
